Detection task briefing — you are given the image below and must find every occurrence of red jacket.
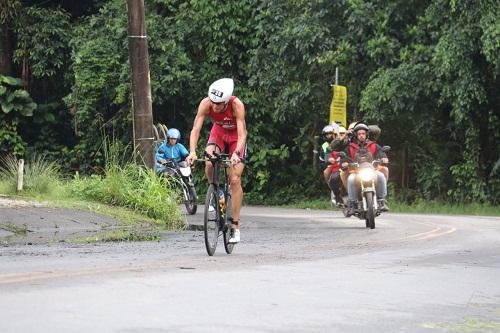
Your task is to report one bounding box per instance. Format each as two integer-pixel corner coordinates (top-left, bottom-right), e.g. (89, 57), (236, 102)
(329, 151), (340, 173)
(348, 140), (377, 159)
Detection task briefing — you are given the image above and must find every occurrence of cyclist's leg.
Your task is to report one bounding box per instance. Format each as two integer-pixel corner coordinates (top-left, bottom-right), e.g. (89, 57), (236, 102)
(205, 126), (224, 182)
(226, 131), (246, 230)
(228, 162), (245, 228)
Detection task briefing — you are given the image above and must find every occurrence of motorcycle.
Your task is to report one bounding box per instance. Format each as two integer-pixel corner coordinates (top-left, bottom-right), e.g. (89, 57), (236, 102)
(161, 160), (197, 215)
(338, 146), (390, 229)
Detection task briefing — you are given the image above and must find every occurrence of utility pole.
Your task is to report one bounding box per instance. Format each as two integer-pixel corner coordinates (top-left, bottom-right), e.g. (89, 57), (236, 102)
(126, 0), (154, 168)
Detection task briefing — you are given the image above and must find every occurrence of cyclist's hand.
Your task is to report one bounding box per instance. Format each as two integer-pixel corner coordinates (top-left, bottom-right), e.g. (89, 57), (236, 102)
(159, 158), (167, 165)
(186, 152), (197, 165)
(230, 152), (241, 166)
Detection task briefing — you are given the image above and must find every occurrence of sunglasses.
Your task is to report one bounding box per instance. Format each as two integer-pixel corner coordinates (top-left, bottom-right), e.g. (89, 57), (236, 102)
(339, 132), (346, 135)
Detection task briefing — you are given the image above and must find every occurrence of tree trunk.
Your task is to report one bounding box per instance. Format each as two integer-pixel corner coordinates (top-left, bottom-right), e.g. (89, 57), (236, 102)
(0, 23), (13, 75)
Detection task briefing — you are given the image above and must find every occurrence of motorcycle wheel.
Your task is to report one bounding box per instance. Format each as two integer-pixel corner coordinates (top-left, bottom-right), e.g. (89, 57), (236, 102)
(183, 182), (197, 215)
(365, 192), (375, 229)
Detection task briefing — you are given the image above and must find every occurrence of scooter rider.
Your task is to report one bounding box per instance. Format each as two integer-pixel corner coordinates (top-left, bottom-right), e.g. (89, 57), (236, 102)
(368, 124), (389, 181)
(341, 122), (389, 215)
(155, 128), (189, 175)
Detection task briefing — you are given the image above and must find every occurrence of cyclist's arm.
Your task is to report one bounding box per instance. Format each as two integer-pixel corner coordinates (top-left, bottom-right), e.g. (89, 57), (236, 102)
(189, 98), (210, 156)
(232, 97), (247, 157)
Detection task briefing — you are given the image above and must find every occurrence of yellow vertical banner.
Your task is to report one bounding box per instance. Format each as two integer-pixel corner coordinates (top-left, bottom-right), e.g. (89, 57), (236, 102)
(329, 85), (347, 127)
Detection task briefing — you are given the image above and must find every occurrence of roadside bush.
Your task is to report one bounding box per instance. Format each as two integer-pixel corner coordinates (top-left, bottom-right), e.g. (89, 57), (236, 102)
(69, 162), (183, 229)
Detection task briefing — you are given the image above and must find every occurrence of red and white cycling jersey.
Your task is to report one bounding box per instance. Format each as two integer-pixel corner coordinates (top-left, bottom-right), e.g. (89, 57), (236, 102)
(207, 96), (246, 158)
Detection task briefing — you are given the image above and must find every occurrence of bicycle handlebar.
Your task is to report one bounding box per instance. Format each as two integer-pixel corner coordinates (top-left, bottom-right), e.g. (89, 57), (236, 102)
(192, 151), (232, 166)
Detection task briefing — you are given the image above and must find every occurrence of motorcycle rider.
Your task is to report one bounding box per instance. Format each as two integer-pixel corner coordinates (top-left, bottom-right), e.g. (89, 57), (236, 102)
(339, 122), (358, 189)
(320, 125), (336, 184)
(155, 128), (189, 175)
(319, 125), (335, 160)
(341, 122), (389, 215)
(368, 124), (389, 181)
(326, 125), (348, 205)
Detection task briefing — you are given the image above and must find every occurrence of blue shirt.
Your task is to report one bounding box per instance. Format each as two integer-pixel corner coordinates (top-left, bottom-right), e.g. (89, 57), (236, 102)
(155, 141), (189, 172)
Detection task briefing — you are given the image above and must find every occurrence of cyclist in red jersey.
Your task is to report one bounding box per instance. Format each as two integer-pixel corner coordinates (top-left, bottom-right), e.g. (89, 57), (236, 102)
(186, 78), (247, 243)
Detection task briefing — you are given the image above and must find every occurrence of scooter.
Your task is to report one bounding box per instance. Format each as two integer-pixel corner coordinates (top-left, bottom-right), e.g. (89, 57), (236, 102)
(161, 160), (197, 215)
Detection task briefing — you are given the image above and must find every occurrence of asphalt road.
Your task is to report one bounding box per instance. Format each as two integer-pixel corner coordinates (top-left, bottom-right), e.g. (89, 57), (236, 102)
(0, 203), (499, 332)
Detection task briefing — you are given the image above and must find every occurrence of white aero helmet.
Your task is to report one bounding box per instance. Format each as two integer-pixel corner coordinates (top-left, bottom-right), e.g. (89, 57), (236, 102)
(208, 78), (234, 104)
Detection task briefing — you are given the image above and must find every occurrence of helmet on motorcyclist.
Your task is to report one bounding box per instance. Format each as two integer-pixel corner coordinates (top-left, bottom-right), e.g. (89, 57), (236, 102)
(368, 125), (381, 141)
(338, 126), (347, 136)
(322, 125), (335, 135)
(322, 125), (335, 142)
(208, 78), (234, 104)
(167, 128), (181, 140)
(353, 122), (370, 133)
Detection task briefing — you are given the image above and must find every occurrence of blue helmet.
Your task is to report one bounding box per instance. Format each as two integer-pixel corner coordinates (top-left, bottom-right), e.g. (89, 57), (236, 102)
(167, 128), (181, 140)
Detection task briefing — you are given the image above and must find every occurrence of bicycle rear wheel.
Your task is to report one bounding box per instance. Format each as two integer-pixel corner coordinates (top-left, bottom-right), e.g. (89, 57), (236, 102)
(204, 184), (219, 256)
(223, 190), (234, 254)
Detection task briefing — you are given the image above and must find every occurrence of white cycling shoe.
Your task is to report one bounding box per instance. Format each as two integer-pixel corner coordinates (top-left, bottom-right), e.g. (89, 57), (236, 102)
(228, 229), (240, 243)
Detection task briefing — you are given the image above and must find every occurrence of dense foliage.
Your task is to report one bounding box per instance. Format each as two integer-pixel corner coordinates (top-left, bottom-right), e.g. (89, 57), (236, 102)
(1, 0), (498, 204)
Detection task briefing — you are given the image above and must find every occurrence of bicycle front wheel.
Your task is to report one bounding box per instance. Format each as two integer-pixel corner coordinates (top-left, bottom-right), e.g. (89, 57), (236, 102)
(204, 184), (220, 256)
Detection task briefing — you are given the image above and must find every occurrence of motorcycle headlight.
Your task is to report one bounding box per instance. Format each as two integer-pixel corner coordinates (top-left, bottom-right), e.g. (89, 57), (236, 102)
(359, 168), (374, 182)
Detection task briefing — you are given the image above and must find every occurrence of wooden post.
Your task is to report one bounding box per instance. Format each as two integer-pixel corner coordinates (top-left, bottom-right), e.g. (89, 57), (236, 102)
(17, 159), (24, 192)
(126, 0), (154, 168)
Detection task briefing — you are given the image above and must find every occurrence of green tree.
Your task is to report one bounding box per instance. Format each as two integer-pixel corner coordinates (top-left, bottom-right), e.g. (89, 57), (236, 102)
(361, 0), (500, 203)
(0, 75), (36, 156)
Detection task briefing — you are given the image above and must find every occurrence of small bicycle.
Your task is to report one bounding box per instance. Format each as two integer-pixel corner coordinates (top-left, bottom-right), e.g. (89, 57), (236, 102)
(200, 152), (235, 256)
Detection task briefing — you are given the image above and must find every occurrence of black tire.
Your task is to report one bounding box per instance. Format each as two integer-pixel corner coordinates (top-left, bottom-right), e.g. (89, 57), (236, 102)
(183, 182), (197, 215)
(365, 192), (376, 229)
(204, 185), (219, 256)
(223, 191), (234, 254)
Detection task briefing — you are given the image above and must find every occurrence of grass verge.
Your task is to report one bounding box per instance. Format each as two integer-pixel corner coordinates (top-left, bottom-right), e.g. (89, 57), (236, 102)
(0, 154), (186, 239)
(278, 197), (500, 216)
(73, 229), (162, 243)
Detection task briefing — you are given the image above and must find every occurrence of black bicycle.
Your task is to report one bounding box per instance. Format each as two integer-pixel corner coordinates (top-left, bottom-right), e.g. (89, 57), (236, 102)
(201, 152), (235, 256)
